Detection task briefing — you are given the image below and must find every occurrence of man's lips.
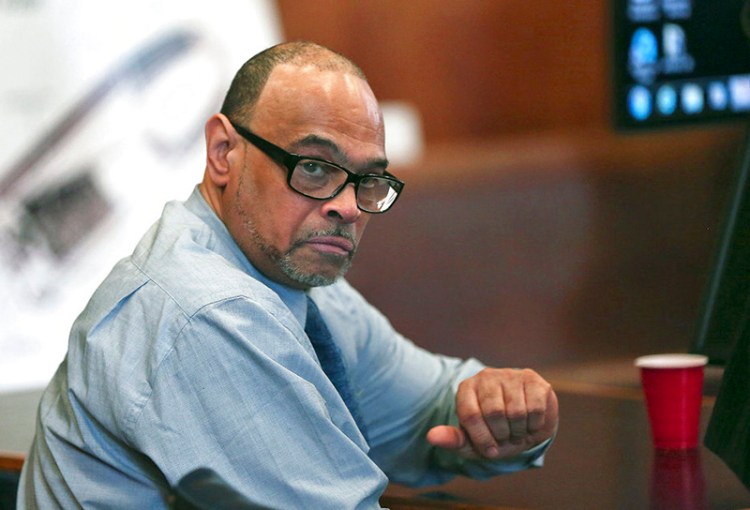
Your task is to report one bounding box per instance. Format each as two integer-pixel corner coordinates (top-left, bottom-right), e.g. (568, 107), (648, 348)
(304, 236), (355, 256)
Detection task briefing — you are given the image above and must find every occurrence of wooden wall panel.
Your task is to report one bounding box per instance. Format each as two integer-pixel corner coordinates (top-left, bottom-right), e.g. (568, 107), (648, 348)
(277, 0), (610, 142)
(275, 1), (747, 376)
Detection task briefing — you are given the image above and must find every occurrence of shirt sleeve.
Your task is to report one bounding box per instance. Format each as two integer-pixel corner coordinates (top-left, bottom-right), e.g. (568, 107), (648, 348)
(126, 295), (388, 509)
(319, 281), (551, 487)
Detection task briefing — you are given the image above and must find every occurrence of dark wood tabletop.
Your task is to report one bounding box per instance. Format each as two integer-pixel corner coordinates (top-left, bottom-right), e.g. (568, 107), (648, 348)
(383, 375), (750, 510)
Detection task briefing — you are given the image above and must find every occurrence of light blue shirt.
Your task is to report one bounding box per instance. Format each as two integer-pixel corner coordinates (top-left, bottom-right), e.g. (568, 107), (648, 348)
(18, 187), (548, 509)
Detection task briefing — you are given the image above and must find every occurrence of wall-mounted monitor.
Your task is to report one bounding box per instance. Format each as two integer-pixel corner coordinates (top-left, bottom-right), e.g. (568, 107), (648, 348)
(612, 0), (750, 129)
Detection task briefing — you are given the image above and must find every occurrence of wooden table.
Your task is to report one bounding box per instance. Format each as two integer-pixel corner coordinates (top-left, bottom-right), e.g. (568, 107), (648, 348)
(383, 379), (750, 509)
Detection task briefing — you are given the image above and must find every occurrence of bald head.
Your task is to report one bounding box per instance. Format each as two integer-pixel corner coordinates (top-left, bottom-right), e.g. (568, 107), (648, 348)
(220, 41), (368, 124)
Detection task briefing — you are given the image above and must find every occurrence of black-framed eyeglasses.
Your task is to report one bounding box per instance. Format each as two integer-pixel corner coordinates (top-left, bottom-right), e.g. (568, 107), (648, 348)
(229, 121), (404, 214)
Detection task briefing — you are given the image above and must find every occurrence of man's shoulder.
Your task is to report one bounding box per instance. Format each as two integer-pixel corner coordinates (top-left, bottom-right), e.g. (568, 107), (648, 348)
(65, 218), (294, 437)
(136, 246), (273, 318)
(124, 198), (277, 315)
(70, 199), (291, 377)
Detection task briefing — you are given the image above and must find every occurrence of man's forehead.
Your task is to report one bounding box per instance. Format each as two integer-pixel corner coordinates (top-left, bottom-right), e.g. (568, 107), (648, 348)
(270, 60), (356, 79)
(262, 63), (371, 102)
(253, 63), (384, 145)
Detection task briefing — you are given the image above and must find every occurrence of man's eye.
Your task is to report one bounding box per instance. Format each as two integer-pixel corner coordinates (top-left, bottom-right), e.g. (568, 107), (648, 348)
(360, 175), (390, 190)
(300, 161), (327, 177)
(359, 178), (377, 189)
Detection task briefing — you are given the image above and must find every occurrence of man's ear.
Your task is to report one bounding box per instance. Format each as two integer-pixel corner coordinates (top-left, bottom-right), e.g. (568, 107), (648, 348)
(204, 113), (241, 187)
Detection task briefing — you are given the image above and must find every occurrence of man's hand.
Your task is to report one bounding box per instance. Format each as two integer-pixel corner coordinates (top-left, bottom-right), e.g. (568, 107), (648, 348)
(426, 368), (558, 459)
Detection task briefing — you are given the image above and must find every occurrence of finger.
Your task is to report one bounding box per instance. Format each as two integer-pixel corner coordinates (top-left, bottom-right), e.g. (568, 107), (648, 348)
(525, 378), (551, 435)
(484, 409), (511, 445)
(526, 406), (546, 435)
(426, 426), (479, 459)
(504, 383), (529, 444)
(475, 377), (511, 444)
(544, 388), (560, 437)
(476, 370), (529, 444)
(456, 380), (501, 458)
(426, 425), (466, 450)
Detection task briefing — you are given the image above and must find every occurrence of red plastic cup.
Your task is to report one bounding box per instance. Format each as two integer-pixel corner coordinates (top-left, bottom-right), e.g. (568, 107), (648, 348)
(635, 354), (708, 450)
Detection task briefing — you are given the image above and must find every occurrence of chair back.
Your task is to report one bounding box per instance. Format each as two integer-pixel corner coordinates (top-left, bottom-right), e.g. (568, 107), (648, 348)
(0, 452), (24, 510)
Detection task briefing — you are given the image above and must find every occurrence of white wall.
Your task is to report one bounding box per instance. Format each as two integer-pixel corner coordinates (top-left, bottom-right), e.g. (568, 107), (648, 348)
(0, 0), (282, 392)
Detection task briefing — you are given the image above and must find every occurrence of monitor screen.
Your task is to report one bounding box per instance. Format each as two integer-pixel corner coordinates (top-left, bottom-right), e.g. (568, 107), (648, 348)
(612, 0), (750, 129)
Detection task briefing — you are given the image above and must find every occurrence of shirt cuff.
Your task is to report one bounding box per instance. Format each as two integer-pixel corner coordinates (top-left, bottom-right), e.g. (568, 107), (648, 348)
(456, 431), (556, 480)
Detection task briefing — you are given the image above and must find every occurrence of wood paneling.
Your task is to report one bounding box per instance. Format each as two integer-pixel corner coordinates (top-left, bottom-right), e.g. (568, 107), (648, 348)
(277, 0), (748, 375)
(277, 0), (610, 142)
(346, 128), (745, 369)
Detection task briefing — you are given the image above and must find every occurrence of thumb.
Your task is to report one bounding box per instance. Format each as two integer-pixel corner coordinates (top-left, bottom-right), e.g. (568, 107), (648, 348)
(427, 425), (472, 453)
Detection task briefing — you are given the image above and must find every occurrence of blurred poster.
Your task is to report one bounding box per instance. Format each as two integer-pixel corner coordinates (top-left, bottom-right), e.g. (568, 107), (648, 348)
(0, 0), (282, 392)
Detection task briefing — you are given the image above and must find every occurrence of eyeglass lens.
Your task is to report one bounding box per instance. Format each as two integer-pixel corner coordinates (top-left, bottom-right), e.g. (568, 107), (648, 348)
(290, 159), (399, 212)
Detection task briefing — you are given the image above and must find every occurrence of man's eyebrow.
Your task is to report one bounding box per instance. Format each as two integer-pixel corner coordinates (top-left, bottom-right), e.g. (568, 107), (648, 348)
(292, 134), (389, 171)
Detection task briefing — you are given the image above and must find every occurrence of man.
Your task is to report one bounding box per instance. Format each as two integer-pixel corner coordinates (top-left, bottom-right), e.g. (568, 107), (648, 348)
(18, 41), (558, 508)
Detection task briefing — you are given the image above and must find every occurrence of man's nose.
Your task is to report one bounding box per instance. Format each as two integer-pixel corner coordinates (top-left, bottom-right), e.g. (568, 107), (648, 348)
(321, 183), (362, 223)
